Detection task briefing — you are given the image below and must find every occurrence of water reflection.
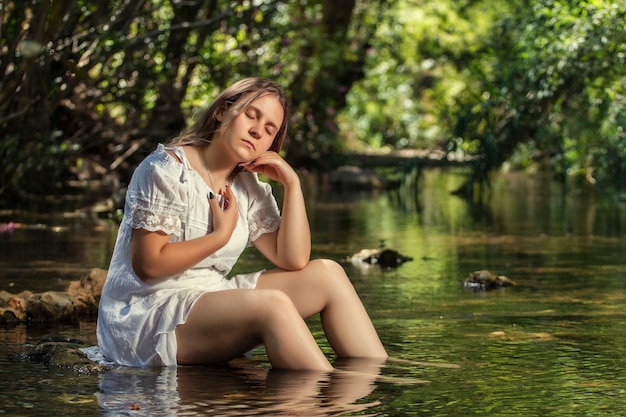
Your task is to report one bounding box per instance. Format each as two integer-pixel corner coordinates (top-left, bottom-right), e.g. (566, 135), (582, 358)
(97, 358), (385, 416)
(1, 170), (626, 416)
(0, 214), (116, 293)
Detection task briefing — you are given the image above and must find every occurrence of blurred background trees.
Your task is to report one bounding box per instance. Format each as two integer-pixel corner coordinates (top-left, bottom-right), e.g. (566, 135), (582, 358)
(1, 0), (624, 206)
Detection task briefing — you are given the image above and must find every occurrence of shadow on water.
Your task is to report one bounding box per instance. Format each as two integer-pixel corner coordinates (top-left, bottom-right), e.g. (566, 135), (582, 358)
(1, 169), (626, 416)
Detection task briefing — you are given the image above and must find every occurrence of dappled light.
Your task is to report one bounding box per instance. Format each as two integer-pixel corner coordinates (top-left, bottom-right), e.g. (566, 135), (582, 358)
(1, 0), (625, 207)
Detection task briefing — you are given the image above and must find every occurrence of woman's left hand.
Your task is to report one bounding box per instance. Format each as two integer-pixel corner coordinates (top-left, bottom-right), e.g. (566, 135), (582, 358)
(240, 152), (298, 186)
(242, 151), (311, 270)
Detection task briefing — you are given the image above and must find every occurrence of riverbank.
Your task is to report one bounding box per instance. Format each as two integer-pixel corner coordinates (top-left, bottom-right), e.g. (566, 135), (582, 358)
(0, 269), (106, 324)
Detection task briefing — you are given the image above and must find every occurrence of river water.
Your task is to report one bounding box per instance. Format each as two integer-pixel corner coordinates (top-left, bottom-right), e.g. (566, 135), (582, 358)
(0, 169), (625, 416)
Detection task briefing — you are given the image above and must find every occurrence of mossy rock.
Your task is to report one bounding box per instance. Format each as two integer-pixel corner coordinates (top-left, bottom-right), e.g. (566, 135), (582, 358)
(9, 337), (109, 375)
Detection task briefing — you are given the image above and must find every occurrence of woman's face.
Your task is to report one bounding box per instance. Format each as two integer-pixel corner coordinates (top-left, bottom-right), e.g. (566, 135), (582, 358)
(220, 93), (284, 162)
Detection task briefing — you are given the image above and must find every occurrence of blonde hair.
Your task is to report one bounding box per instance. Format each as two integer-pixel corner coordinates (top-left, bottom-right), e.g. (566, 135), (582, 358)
(169, 77), (290, 155)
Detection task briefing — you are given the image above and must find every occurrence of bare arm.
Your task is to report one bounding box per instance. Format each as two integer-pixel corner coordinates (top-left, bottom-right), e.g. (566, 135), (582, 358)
(131, 187), (239, 282)
(241, 152), (311, 270)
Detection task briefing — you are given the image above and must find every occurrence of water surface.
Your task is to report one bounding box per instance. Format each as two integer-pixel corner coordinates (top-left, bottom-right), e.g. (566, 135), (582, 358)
(1, 170), (625, 416)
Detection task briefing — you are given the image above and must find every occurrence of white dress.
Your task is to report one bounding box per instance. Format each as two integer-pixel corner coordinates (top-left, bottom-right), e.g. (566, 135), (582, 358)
(95, 144), (281, 367)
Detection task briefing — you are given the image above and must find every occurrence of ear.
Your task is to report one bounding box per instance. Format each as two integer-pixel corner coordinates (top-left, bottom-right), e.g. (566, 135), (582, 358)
(215, 103), (227, 122)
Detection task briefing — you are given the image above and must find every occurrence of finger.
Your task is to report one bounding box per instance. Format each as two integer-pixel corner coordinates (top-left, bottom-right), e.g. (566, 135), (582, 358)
(239, 158), (260, 168)
(223, 185), (235, 199)
(245, 158), (277, 172)
(207, 191), (220, 209)
(222, 186), (237, 209)
(239, 159), (256, 167)
(241, 152), (277, 167)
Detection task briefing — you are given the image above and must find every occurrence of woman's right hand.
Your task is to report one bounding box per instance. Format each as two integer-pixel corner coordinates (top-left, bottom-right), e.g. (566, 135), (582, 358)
(131, 187), (240, 283)
(208, 186), (239, 242)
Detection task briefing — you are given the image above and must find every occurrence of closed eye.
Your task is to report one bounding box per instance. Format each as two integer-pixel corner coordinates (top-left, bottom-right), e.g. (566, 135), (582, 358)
(246, 105), (280, 136)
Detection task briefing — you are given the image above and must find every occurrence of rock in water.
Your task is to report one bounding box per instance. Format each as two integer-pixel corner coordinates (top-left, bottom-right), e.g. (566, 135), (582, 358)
(350, 249), (413, 268)
(463, 270), (516, 291)
(9, 337), (109, 374)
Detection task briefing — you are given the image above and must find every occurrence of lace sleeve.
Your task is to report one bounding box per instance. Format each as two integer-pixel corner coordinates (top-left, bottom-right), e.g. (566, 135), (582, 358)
(129, 208), (182, 235)
(124, 148), (187, 236)
(248, 205), (281, 242)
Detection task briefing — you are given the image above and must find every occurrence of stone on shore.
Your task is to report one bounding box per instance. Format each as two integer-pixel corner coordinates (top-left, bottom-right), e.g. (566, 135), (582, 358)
(0, 268), (107, 324)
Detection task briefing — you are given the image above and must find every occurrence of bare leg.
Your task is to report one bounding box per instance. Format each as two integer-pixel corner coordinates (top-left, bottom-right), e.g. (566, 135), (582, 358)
(257, 259), (387, 358)
(175, 289), (333, 371)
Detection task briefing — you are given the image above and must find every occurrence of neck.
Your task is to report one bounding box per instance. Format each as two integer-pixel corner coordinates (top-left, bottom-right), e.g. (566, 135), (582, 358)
(202, 143), (238, 182)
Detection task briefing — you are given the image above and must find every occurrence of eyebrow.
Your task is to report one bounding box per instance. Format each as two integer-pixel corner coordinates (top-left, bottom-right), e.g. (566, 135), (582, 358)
(248, 105), (280, 130)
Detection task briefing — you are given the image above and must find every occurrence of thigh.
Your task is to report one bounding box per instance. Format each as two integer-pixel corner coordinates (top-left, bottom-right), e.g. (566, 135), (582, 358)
(257, 259), (354, 318)
(175, 289), (276, 365)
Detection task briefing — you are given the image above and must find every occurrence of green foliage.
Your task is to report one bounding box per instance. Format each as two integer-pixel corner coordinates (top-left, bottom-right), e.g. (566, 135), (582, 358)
(0, 0), (380, 204)
(449, 0), (626, 190)
(1, 0), (625, 205)
(339, 0), (506, 151)
(340, 0), (626, 192)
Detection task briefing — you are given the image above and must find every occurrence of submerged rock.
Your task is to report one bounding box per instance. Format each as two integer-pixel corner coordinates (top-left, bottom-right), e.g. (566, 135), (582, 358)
(9, 337), (109, 374)
(350, 248), (413, 268)
(463, 270), (516, 291)
(0, 268), (106, 324)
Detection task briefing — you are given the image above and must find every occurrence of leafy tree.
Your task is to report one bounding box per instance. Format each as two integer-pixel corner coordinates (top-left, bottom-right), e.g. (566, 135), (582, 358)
(340, 0), (626, 194)
(450, 0), (626, 192)
(0, 0), (384, 206)
(3, 0), (624, 208)
(339, 0), (507, 151)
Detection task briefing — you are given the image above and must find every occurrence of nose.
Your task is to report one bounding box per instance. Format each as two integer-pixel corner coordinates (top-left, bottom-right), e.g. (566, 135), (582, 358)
(249, 124), (261, 139)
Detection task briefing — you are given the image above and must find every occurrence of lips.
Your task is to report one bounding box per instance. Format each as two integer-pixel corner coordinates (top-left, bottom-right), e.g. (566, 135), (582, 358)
(242, 139), (255, 150)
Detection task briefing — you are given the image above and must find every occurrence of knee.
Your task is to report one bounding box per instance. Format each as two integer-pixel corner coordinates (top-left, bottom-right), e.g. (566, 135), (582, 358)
(255, 289), (299, 321)
(308, 258), (345, 275)
(307, 259), (352, 286)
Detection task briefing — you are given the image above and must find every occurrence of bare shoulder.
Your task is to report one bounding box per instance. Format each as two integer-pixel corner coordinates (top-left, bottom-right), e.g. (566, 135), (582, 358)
(166, 149), (183, 163)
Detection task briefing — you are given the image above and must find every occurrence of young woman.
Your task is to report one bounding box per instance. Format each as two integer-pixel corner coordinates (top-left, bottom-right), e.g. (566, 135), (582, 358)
(96, 77), (387, 370)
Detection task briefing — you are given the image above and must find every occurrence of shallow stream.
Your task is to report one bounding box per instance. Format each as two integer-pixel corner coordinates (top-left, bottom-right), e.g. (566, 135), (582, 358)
(1, 169), (625, 416)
